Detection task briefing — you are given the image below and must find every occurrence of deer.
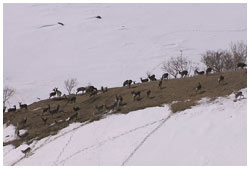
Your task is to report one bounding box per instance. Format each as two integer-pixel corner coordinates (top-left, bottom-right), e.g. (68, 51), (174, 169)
(158, 79), (163, 89)
(73, 106), (80, 112)
(68, 112), (78, 122)
(101, 86), (108, 93)
(55, 88), (62, 97)
(49, 88), (57, 98)
(148, 74), (157, 81)
(105, 102), (118, 111)
(42, 104), (50, 113)
(195, 82), (202, 94)
(194, 69), (205, 75)
(76, 87), (86, 95)
(123, 80), (133, 88)
(234, 91), (244, 101)
(218, 75), (224, 84)
(86, 86), (97, 93)
(237, 63), (247, 69)
(162, 73), (169, 80)
(8, 105), (16, 112)
(146, 90), (151, 97)
(131, 91), (141, 101)
(89, 90), (98, 97)
(140, 77), (149, 83)
(179, 70), (188, 78)
(48, 105), (60, 116)
(95, 104), (104, 111)
(206, 68), (212, 75)
(41, 116), (48, 125)
(115, 95), (123, 106)
(19, 102), (28, 110)
(21, 147), (31, 157)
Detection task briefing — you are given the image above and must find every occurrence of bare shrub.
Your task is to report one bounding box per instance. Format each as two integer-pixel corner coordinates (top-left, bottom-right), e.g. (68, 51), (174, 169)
(162, 55), (193, 78)
(230, 41), (247, 65)
(202, 41), (247, 72)
(201, 50), (226, 72)
(64, 78), (78, 94)
(3, 86), (15, 107)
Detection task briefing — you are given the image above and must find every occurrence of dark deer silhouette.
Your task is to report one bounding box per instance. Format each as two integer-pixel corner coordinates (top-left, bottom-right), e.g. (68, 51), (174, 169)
(43, 104), (50, 113)
(148, 74), (157, 81)
(105, 102), (118, 111)
(21, 147), (31, 156)
(218, 75), (224, 84)
(89, 90), (98, 97)
(49, 88), (57, 98)
(123, 80), (133, 87)
(179, 70), (188, 78)
(73, 106), (80, 112)
(131, 91), (141, 101)
(206, 68), (212, 75)
(115, 95), (123, 106)
(68, 112), (78, 122)
(55, 88), (62, 97)
(237, 63), (247, 69)
(140, 78), (149, 83)
(95, 104), (104, 111)
(195, 82), (202, 94)
(235, 91), (244, 100)
(49, 105), (60, 116)
(146, 90), (151, 97)
(76, 87), (86, 94)
(195, 69), (205, 75)
(101, 86), (108, 93)
(41, 117), (48, 124)
(86, 86), (97, 93)
(8, 105), (16, 112)
(19, 102), (28, 110)
(158, 79), (163, 89)
(162, 73), (169, 79)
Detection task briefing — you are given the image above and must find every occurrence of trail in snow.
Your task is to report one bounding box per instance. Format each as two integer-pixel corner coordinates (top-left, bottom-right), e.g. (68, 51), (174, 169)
(58, 116), (168, 165)
(122, 113), (173, 165)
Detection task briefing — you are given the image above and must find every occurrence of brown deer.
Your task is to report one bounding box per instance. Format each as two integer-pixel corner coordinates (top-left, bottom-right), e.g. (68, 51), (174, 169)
(179, 70), (188, 78)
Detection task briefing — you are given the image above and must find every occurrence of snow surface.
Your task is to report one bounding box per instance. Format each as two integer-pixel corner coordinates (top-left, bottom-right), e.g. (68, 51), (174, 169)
(3, 3), (247, 106)
(3, 89), (247, 166)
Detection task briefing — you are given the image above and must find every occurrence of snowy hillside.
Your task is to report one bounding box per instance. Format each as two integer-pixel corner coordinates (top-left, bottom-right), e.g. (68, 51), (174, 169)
(3, 3), (246, 106)
(3, 3), (247, 166)
(4, 89), (247, 166)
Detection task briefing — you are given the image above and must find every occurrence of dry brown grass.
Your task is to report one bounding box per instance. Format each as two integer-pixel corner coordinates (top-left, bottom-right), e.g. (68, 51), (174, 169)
(3, 69), (247, 147)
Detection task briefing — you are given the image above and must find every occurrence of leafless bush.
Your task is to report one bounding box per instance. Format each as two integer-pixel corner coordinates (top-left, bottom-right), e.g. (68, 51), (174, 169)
(230, 41), (247, 65)
(162, 55), (193, 78)
(64, 78), (78, 94)
(201, 41), (247, 72)
(201, 50), (224, 72)
(3, 86), (15, 107)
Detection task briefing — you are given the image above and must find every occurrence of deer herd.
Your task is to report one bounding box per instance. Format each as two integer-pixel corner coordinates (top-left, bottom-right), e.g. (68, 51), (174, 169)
(4, 62), (247, 115)
(4, 62), (246, 156)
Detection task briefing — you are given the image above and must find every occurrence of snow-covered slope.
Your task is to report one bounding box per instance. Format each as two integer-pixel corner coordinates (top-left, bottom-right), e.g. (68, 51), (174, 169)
(3, 3), (246, 105)
(3, 89), (247, 166)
